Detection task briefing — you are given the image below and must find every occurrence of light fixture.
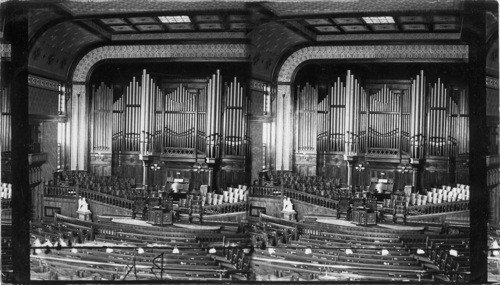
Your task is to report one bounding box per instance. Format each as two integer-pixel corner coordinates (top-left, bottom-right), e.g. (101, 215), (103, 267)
(355, 163), (365, 172)
(449, 249), (458, 257)
(158, 15), (191, 23)
(137, 247), (145, 254)
(172, 246), (180, 254)
(381, 249), (389, 256)
(209, 247), (216, 254)
(416, 249), (425, 255)
(362, 16), (395, 24)
(151, 163), (161, 171)
(305, 248), (312, 255)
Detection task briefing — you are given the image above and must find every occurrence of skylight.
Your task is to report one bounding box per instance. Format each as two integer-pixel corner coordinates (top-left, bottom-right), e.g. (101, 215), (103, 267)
(362, 16), (395, 24)
(158, 16), (191, 23)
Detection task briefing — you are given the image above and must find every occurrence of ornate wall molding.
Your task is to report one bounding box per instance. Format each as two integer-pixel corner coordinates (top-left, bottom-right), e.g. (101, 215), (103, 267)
(277, 45), (469, 82)
(0, 43), (10, 58)
(486, 76), (499, 89)
(72, 44), (249, 82)
(28, 74), (60, 91)
(249, 79), (267, 92)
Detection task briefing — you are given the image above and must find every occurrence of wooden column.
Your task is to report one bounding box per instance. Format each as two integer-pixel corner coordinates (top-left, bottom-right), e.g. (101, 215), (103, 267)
(5, 3), (30, 282)
(465, 3), (488, 282)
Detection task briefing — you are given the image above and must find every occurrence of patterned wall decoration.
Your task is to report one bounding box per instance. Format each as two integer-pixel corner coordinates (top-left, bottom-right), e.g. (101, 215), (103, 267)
(29, 21), (102, 80)
(72, 44), (249, 82)
(111, 32), (246, 41)
(277, 45), (469, 82)
(59, 1), (246, 16)
(249, 22), (306, 81)
(41, 122), (58, 182)
(1, 43), (11, 58)
(263, 0), (461, 16)
(317, 33), (461, 42)
(28, 86), (59, 116)
(487, 76), (499, 89)
(28, 74), (60, 91)
(248, 79), (267, 92)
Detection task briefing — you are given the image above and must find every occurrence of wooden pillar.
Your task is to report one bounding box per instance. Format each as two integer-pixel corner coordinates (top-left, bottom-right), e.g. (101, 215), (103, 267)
(464, 3), (488, 282)
(5, 3), (30, 282)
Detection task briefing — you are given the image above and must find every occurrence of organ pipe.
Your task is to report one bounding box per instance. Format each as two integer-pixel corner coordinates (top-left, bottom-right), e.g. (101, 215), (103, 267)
(0, 87), (11, 152)
(91, 83), (113, 153)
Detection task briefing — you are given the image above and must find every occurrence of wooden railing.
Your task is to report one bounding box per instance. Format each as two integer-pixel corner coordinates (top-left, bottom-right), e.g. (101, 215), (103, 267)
(44, 185), (134, 210)
(44, 185), (77, 197)
(249, 186), (281, 197)
(203, 201), (248, 215)
(406, 200), (469, 216)
(283, 188), (338, 209)
(249, 186), (338, 209)
(78, 188), (134, 210)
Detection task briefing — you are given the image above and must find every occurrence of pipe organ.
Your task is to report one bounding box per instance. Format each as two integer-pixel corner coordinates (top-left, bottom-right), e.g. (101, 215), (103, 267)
(1, 87), (10, 153)
(92, 70), (248, 188)
(295, 70), (469, 188)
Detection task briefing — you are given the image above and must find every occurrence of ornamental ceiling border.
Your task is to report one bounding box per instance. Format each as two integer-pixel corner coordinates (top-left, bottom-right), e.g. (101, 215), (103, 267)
(277, 45), (469, 83)
(72, 44), (249, 82)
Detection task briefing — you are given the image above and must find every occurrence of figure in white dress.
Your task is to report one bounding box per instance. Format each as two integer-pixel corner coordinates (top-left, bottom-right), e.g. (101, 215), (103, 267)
(78, 197), (89, 212)
(282, 197), (294, 212)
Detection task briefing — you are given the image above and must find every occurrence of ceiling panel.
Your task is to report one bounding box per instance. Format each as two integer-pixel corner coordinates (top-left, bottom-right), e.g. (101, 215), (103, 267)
(314, 26), (340, 33)
(136, 25), (164, 32)
(398, 16), (426, 23)
(229, 23), (250, 30)
(304, 19), (331, 25)
(340, 25), (369, 32)
(370, 24), (398, 31)
(110, 25), (136, 32)
(166, 23), (194, 30)
(433, 15), (458, 22)
(128, 17), (157, 24)
(228, 15), (248, 22)
(401, 24), (428, 31)
(194, 15), (221, 22)
(333, 17), (362, 25)
(100, 18), (127, 25)
(433, 23), (459, 31)
(198, 23), (224, 30)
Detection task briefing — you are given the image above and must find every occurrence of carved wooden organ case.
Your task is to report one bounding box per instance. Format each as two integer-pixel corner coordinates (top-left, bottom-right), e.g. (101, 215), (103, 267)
(295, 70), (469, 188)
(89, 70), (249, 188)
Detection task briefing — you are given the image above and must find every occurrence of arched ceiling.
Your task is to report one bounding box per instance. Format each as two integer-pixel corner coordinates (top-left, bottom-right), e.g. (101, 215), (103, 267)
(26, 0), (483, 82)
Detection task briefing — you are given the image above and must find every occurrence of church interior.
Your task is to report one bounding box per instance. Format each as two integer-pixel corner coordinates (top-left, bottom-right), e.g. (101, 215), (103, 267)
(0, 0), (499, 283)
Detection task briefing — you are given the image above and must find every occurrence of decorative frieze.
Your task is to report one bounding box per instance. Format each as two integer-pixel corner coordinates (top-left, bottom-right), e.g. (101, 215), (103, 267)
(486, 76), (499, 89)
(28, 74), (60, 91)
(278, 45), (469, 82)
(72, 44), (249, 82)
